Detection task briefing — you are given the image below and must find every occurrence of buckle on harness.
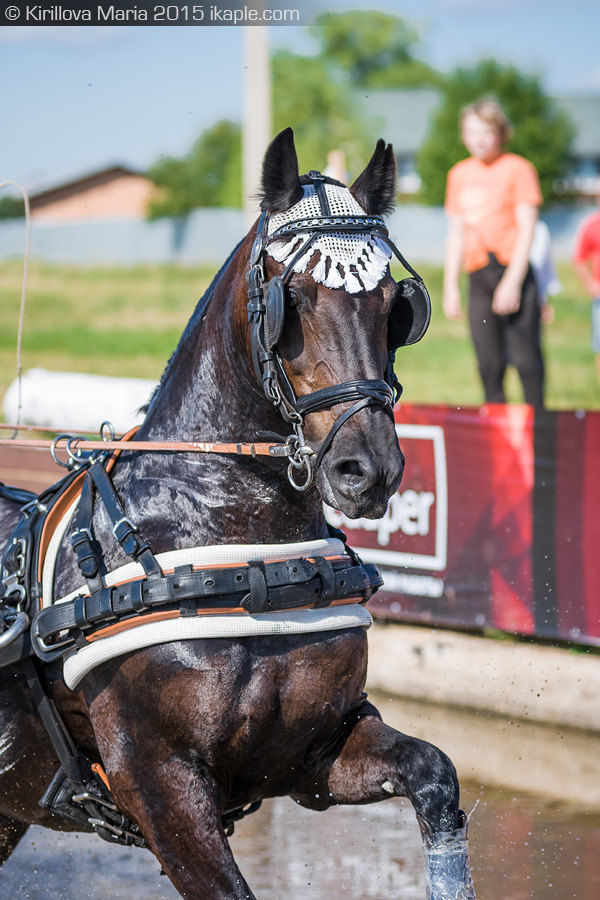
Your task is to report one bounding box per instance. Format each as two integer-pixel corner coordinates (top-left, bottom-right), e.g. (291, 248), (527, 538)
(112, 516), (138, 543)
(20, 498), (48, 517)
(71, 527), (93, 546)
(1, 537), (27, 603)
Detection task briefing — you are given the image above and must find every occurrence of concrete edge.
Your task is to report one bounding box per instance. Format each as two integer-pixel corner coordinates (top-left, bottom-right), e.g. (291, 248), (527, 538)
(365, 622), (600, 733)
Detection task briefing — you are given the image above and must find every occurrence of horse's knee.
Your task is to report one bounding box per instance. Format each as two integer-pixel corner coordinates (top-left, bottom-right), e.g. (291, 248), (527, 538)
(415, 740), (459, 796)
(393, 737), (460, 832)
(321, 718), (460, 826)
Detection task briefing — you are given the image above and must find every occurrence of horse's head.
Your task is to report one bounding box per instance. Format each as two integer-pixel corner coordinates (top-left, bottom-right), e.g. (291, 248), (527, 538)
(246, 128), (430, 520)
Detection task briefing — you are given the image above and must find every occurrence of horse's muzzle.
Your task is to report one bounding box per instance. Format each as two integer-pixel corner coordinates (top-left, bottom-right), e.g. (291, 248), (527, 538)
(316, 411), (404, 519)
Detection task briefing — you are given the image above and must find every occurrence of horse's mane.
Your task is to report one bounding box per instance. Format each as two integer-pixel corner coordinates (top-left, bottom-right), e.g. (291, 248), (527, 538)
(141, 237), (245, 415)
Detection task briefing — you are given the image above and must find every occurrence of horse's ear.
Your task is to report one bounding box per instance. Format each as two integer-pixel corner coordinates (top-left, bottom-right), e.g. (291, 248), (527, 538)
(350, 139), (396, 216)
(260, 128), (303, 213)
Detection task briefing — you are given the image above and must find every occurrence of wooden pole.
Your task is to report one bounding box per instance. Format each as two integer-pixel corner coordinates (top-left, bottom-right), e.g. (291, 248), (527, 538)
(243, 24), (271, 227)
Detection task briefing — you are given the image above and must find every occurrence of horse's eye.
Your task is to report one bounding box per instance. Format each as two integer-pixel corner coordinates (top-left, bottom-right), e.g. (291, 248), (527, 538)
(287, 289), (300, 307)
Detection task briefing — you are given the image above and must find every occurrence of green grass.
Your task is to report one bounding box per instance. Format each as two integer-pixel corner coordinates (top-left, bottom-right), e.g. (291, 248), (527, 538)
(0, 259), (598, 414)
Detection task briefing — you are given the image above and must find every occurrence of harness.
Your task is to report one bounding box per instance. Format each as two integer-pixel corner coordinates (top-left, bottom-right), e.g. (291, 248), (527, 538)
(0, 443), (380, 846)
(0, 176), (429, 849)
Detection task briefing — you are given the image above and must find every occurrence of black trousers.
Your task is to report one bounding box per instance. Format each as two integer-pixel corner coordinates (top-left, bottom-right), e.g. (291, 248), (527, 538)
(468, 257), (544, 408)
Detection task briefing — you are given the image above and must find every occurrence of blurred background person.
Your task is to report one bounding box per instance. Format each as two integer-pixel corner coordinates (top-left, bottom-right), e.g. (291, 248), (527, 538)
(324, 149), (349, 185)
(530, 219), (561, 325)
(573, 193), (600, 384)
(443, 99), (544, 408)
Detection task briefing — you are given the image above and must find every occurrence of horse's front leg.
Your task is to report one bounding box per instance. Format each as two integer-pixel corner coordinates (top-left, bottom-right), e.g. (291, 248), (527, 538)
(110, 755), (255, 900)
(294, 702), (475, 900)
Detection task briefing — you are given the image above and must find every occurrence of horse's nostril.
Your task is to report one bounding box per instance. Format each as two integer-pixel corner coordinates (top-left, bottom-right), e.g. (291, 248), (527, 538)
(336, 459), (365, 479)
(332, 457), (379, 494)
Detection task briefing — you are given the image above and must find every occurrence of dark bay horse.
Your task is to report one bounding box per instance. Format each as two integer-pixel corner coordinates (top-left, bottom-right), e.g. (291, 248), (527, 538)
(0, 129), (475, 898)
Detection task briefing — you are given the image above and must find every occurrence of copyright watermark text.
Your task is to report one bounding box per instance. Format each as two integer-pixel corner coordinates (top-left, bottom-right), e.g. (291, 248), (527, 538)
(0, 1), (303, 25)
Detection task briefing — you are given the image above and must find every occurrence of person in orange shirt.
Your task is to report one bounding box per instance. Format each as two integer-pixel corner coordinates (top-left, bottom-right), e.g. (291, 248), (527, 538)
(443, 99), (544, 408)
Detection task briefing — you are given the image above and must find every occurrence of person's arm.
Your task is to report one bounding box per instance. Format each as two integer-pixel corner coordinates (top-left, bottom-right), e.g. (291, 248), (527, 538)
(492, 203), (538, 315)
(443, 216), (465, 320)
(574, 258), (600, 299)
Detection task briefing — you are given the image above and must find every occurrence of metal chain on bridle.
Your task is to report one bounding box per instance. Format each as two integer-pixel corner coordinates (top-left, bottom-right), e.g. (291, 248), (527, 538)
(246, 172), (421, 492)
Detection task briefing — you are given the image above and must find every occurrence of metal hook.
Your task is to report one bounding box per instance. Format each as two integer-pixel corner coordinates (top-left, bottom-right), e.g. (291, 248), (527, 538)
(100, 421), (115, 441)
(50, 434), (74, 469)
(66, 436), (89, 468)
(285, 429), (315, 492)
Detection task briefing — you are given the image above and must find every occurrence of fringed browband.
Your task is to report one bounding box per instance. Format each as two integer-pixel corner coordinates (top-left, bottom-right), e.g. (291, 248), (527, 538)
(266, 181), (392, 293)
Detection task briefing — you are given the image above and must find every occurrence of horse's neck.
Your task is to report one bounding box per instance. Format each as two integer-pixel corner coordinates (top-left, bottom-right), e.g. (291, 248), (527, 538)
(114, 253), (326, 549)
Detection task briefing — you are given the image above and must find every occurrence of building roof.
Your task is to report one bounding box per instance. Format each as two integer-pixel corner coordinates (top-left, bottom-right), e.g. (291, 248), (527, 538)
(29, 165), (147, 209)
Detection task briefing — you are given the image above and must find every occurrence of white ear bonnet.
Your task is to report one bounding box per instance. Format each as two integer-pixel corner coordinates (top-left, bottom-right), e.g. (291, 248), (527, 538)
(267, 183), (392, 294)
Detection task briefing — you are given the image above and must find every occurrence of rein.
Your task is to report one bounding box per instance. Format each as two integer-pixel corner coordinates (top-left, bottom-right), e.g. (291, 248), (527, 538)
(0, 434), (291, 462)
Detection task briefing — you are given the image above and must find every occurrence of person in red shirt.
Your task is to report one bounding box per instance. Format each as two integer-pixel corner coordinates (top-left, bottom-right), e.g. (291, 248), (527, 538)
(443, 99), (544, 408)
(573, 197), (600, 384)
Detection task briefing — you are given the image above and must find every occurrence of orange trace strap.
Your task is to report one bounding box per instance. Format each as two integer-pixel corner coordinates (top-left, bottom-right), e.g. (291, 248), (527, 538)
(91, 762), (111, 791)
(37, 470), (87, 584)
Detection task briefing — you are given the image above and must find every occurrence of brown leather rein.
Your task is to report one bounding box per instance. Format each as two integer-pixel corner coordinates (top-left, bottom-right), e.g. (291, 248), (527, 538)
(0, 423), (291, 464)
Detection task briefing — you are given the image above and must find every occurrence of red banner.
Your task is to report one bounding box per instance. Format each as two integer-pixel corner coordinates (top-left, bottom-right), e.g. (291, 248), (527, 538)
(326, 405), (600, 646)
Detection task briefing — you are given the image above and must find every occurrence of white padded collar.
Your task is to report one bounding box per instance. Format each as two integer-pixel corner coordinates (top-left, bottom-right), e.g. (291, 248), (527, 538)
(54, 537), (371, 690)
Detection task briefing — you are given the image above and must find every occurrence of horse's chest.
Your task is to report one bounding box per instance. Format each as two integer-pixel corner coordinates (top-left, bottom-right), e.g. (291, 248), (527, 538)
(203, 630), (368, 760)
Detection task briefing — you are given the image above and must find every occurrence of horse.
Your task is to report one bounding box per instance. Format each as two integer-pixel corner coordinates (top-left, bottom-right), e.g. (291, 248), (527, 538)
(0, 128), (475, 899)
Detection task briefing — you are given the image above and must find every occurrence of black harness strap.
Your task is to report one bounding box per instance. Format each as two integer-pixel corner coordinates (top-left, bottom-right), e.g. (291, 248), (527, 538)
(0, 482), (37, 506)
(24, 657), (89, 788)
(86, 461), (161, 579)
(294, 379), (394, 417)
(308, 171), (332, 216)
(314, 397), (380, 474)
(33, 552), (381, 653)
(70, 473), (103, 594)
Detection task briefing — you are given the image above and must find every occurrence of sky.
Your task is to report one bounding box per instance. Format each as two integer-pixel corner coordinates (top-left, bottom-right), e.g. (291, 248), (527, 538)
(1, 0), (600, 191)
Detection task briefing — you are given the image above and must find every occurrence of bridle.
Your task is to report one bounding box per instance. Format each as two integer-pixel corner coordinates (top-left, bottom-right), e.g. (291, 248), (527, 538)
(245, 171), (430, 491)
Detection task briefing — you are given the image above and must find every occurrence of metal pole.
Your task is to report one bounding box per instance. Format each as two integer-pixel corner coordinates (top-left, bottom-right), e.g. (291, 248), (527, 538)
(243, 24), (271, 227)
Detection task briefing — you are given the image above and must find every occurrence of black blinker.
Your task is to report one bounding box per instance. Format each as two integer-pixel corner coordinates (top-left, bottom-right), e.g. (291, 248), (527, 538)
(388, 277), (431, 350)
(264, 276), (286, 351)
